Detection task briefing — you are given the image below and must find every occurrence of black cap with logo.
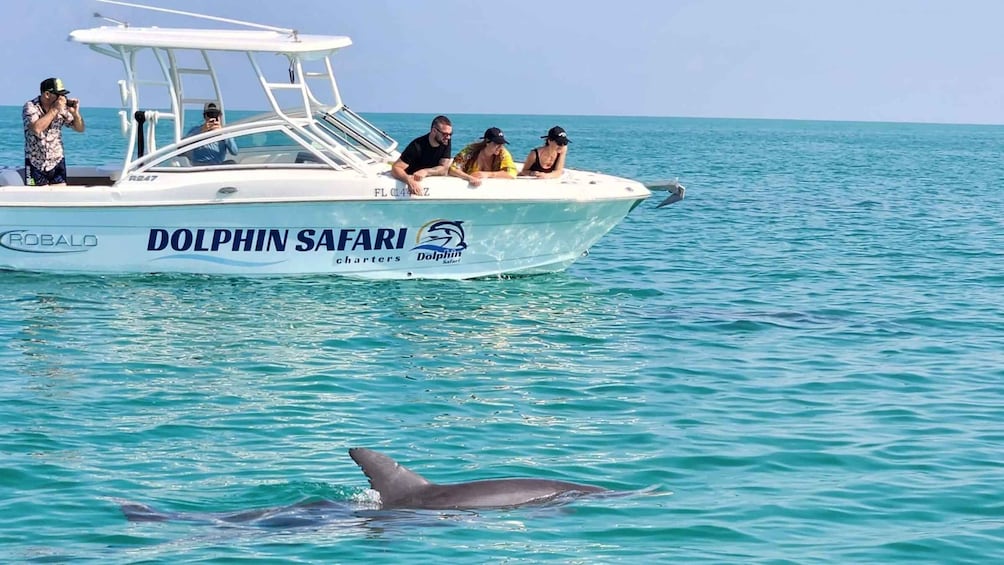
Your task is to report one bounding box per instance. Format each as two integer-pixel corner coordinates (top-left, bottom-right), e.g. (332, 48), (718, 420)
(543, 126), (570, 146)
(483, 127), (509, 145)
(40, 77), (70, 95)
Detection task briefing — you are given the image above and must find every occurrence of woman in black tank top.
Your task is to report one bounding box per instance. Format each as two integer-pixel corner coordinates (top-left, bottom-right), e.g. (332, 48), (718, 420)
(518, 126), (570, 179)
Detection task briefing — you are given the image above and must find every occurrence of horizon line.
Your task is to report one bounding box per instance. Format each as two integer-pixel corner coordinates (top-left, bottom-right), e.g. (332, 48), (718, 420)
(0, 104), (1000, 128)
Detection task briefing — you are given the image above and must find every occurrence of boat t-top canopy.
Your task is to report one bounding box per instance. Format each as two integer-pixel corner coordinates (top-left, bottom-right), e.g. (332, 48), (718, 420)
(65, 0), (371, 177)
(69, 27), (352, 55)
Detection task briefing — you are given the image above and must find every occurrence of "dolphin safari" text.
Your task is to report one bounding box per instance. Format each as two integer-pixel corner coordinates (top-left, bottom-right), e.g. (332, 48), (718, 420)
(147, 227), (408, 253)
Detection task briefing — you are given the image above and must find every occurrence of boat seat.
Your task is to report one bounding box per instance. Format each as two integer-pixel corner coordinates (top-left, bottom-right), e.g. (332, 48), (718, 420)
(295, 151), (322, 164)
(0, 166), (26, 186)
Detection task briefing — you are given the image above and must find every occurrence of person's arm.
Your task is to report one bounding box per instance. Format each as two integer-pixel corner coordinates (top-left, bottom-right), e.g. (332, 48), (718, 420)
(412, 162), (449, 180)
(391, 158), (423, 195)
(422, 157), (452, 177)
(67, 99), (85, 133)
(495, 149), (517, 179)
(548, 148), (566, 177)
(447, 164), (480, 184)
(448, 149), (482, 186)
(414, 141), (453, 178)
(390, 158), (411, 183)
(27, 103), (58, 137)
(518, 149), (537, 176)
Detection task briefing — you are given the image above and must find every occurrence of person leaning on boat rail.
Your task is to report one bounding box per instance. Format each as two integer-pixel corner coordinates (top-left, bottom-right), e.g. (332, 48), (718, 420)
(519, 126), (570, 179)
(22, 77), (85, 186)
(390, 115), (453, 196)
(185, 102), (238, 165)
(448, 127), (518, 186)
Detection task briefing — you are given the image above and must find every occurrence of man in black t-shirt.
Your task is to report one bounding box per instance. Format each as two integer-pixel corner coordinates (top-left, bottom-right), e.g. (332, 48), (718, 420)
(391, 115), (453, 196)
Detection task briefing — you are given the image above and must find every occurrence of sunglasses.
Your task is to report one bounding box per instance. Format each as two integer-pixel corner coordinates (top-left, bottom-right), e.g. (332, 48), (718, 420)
(434, 127), (452, 137)
(204, 112), (221, 119)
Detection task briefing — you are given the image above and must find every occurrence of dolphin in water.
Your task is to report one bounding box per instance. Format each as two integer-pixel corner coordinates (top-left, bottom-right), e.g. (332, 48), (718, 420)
(644, 179), (686, 208)
(119, 448), (615, 525)
(349, 447), (607, 510)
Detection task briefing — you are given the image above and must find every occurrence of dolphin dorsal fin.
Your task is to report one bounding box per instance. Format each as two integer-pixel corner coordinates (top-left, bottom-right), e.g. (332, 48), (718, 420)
(348, 448), (431, 506)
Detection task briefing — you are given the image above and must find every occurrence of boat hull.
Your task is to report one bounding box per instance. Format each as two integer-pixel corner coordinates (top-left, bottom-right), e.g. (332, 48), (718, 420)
(0, 196), (644, 279)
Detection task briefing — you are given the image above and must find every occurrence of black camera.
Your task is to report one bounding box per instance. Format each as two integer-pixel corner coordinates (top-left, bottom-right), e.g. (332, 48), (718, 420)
(67, 100), (77, 108)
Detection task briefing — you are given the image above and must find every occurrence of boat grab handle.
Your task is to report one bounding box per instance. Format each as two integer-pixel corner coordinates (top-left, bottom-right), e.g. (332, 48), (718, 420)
(217, 186), (237, 195)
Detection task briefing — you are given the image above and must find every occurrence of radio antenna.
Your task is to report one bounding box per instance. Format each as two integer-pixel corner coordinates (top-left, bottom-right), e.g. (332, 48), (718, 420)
(95, 0), (297, 36)
(93, 12), (128, 26)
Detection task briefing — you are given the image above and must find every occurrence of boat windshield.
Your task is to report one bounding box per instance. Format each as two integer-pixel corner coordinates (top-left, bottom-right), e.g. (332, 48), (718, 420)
(319, 107), (397, 156)
(313, 117), (378, 162)
(141, 124), (360, 171)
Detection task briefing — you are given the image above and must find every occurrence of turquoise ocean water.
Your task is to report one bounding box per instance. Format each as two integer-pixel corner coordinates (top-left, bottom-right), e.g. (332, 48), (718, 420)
(2, 107), (1004, 563)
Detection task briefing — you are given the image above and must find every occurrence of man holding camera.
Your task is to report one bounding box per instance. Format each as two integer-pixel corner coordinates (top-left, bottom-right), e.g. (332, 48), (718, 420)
(22, 77), (85, 186)
(185, 102), (238, 165)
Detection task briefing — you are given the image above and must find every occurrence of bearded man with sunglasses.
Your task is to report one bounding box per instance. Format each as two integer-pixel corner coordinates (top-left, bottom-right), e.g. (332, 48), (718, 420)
(390, 115), (453, 196)
(185, 102), (238, 165)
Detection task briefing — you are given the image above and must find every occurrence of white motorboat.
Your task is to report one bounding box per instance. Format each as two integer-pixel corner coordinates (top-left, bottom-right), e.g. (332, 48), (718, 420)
(0, 1), (683, 279)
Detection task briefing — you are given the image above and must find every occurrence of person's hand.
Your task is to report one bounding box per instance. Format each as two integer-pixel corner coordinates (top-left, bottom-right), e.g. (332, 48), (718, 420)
(407, 178), (423, 196)
(55, 96), (68, 112)
(467, 176), (482, 187)
(413, 170), (427, 181)
(66, 98), (80, 113)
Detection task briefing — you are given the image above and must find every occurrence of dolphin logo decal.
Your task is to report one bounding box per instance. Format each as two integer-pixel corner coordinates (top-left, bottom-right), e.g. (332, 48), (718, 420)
(412, 219), (468, 253)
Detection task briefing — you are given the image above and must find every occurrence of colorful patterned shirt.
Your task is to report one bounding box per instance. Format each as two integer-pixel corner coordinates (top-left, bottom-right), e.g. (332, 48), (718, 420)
(451, 142), (518, 177)
(23, 96), (74, 171)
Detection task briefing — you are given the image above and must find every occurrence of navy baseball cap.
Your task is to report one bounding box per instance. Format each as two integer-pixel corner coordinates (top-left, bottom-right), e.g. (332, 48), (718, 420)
(483, 127), (509, 145)
(543, 126), (570, 145)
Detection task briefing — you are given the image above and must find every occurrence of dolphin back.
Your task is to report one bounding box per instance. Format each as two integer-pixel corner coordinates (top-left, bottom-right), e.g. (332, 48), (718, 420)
(348, 447), (432, 507)
(421, 478), (607, 509)
(348, 448), (609, 510)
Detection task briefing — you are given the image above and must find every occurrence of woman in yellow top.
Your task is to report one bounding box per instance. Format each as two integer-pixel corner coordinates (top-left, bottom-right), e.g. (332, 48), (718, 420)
(448, 127), (518, 186)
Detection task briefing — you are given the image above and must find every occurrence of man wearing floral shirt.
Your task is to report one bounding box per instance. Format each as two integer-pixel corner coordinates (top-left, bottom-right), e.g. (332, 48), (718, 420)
(22, 77), (85, 186)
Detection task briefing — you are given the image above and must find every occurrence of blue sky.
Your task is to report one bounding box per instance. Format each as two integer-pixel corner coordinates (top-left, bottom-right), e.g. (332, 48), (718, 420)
(6, 0), (1003, 124)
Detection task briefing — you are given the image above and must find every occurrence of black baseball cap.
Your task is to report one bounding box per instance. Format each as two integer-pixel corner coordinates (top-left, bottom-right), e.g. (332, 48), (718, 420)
(543, 126), (570, 145)
(40, 77), (70, 95)
(483, 127), (509, 145)
(203, 102), (221, 118)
